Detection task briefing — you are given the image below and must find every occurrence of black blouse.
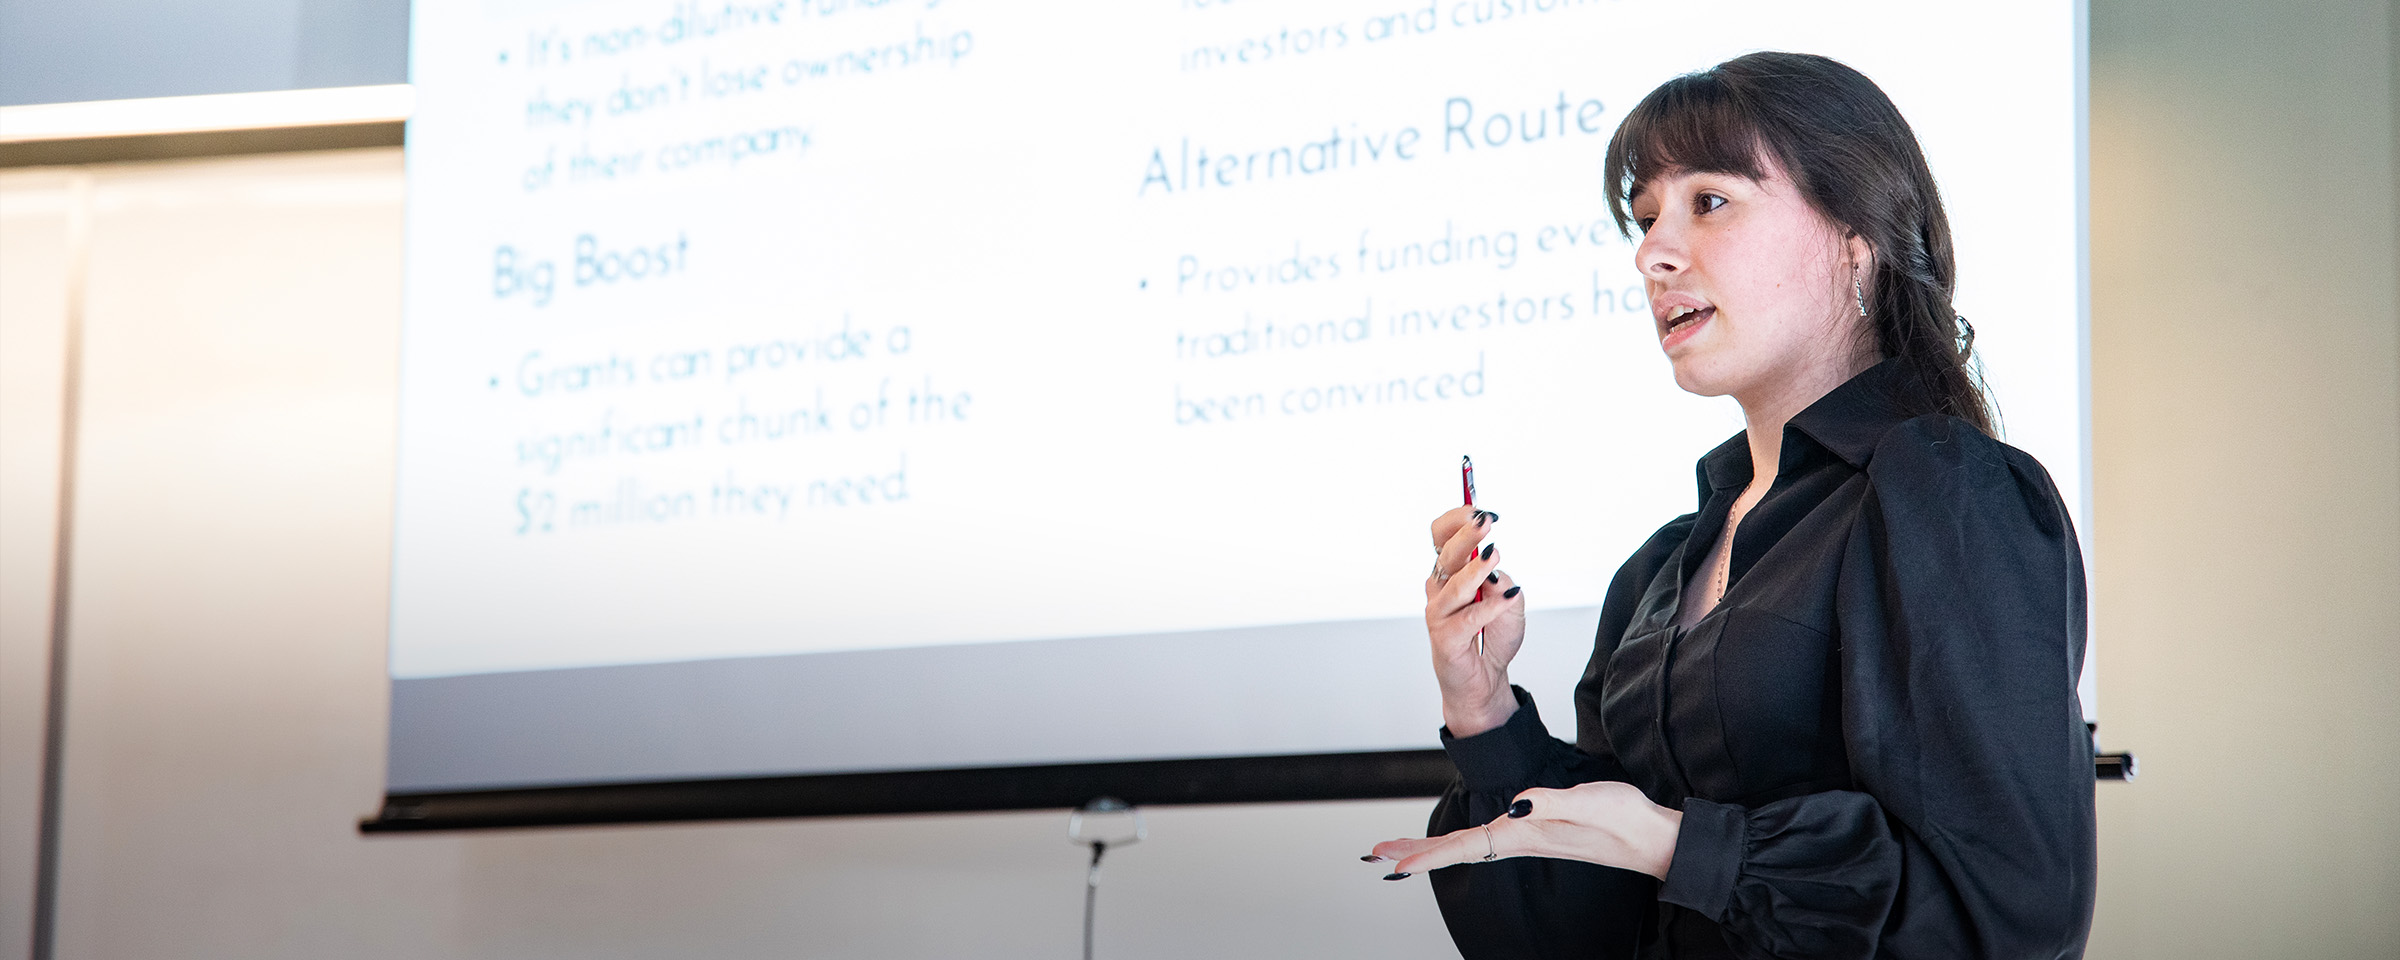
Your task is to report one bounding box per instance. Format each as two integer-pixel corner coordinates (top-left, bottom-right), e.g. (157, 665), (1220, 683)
(1429, 360), (2096, 959)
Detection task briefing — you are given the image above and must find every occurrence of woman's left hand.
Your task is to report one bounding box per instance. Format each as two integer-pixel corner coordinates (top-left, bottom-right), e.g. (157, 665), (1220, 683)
(1367, 780), (1685, 881)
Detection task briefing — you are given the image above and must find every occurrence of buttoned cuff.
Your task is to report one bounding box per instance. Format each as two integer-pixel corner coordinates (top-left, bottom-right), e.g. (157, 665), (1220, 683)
(1659, 796), (1744, 922)
(1436, 686), (1552, 795)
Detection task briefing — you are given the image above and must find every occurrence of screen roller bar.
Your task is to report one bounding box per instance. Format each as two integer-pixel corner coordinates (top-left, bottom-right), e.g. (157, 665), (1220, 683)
(2089, 723), (2137, 781)
(360, 749), (1458, 832)
(362, 746), (2134, 832)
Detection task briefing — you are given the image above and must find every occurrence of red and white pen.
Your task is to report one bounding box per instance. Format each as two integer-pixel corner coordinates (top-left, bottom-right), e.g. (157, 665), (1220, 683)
(1462, 456), (1482, 604)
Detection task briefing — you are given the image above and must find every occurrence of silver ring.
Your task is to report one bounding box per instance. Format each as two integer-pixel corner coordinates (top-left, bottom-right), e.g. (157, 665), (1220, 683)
(1433, 560), (1449, 584)
(1480, 823), (1497, 862)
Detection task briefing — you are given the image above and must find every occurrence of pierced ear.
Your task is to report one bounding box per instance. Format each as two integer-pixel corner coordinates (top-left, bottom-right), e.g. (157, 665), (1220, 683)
(1845, 234), (1875, 274)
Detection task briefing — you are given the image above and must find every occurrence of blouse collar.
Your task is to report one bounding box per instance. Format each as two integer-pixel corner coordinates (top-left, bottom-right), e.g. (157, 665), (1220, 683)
(1695, 358), (1914, 499)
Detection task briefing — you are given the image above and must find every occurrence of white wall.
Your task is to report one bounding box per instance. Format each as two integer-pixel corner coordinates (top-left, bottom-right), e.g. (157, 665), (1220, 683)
(1, 1), (2396, 956)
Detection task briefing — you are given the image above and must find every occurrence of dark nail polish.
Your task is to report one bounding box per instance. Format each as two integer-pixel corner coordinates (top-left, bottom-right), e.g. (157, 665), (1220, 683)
(1482, 511), (1499, 523)
(1480, 543), (1496, 560)
(1486, 572), (1499, 584)
(1473, 510), (1488, 525)
(1360, 855), (1382, 862)
(1502, 585), (1522, 599)
(1508, 798), (1534, 818)
(1382, 872), (1412, 881)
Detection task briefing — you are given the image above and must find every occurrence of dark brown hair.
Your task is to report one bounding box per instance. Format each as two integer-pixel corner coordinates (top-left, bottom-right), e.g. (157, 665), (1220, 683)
(1603, 51), (1994, 435)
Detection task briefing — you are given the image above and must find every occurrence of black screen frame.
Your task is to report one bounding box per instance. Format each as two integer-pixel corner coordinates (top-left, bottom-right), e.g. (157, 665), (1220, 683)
(359, 748), (1457, 832)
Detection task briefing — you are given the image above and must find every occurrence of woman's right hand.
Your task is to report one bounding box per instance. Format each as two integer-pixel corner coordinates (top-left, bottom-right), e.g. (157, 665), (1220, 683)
(1425, 506), (1526, 738)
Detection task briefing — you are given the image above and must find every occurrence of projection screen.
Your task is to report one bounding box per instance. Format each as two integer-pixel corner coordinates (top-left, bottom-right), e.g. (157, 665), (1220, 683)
(380, 0), (2088, 822)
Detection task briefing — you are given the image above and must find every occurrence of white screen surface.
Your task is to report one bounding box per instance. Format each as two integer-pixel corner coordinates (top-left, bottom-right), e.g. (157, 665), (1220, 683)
(393, 0), (2085, 790)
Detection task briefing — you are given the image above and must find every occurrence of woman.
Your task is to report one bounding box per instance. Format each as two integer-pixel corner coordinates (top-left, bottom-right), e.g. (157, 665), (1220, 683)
(1367, 53), (2096, 958)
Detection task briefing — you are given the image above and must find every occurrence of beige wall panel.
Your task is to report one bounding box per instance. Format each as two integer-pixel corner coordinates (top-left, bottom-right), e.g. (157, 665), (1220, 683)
(2087, 0), (2400, 957)
(44, 149), (462, 960)
(0, 169), (75, 960)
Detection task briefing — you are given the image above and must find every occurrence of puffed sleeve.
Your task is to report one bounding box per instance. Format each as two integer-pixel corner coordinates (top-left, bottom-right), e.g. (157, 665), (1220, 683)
(1425, 520), (1689, 958)
(1427, 688), (1656, 957)
(1656, 416), (2097, 958)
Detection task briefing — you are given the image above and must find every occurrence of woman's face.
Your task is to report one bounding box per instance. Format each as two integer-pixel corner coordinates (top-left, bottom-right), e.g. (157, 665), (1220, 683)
(1629, 154), (1874, 408)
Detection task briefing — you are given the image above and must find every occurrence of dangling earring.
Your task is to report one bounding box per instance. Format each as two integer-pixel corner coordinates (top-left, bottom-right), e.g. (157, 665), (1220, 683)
(1852, 266), (1868, 318)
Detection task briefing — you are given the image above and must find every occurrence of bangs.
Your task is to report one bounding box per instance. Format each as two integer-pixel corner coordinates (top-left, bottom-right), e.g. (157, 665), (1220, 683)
(1603, 71), (1778, 236)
